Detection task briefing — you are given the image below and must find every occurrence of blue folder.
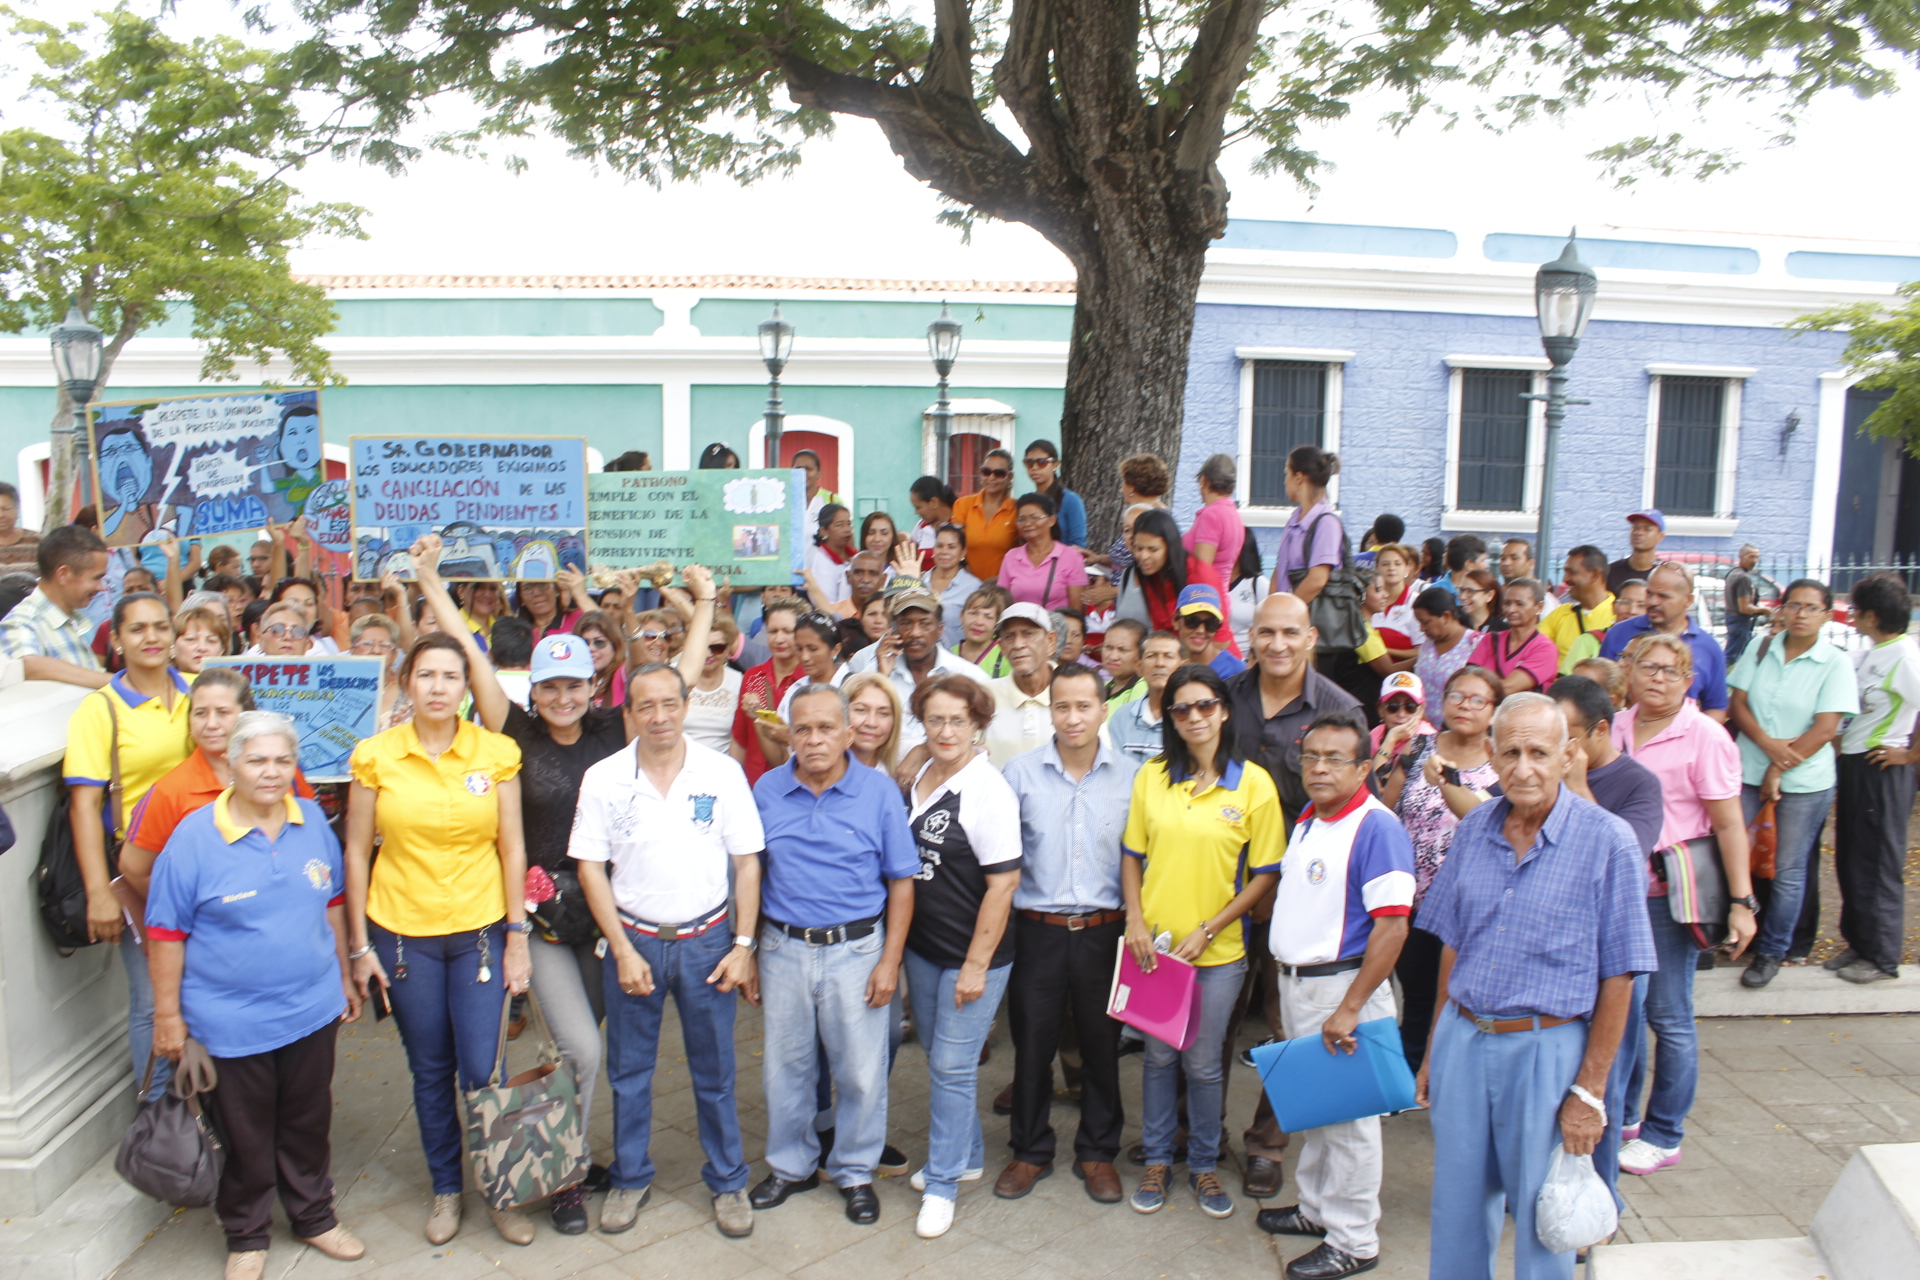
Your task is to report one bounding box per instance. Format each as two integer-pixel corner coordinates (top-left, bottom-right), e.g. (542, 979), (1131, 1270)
(1248, 1016), (1418, 1132)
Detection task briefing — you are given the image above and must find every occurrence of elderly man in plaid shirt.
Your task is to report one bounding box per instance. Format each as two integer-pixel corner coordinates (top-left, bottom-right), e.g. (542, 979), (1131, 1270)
(1414, 692), (1656, 1280)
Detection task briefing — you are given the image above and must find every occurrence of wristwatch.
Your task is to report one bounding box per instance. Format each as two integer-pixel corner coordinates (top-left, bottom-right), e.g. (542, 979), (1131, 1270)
(1732, 894), (1761, 914)
(733, 934), (758, 952)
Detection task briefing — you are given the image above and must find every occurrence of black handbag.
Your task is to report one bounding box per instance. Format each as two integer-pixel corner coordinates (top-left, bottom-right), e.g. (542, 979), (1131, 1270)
(530, 866), (601, 947)
(116, 1044), (225, 1208)
(1288, 512), (1372, 652)
(37, 701), (124, 951)
(1660, 833), (1728, 952)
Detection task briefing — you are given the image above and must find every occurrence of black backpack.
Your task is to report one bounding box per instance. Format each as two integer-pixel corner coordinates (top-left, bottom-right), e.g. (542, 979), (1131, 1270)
(37, 700), (122, 952)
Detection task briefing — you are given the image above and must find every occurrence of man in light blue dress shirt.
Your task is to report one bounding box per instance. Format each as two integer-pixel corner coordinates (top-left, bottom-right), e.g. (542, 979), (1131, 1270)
(997, 664), (1139, 1204)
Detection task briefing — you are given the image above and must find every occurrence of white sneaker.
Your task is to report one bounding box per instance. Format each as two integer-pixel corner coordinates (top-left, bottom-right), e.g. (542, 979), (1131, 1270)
(915, 1193), (955, 1238)
(910, 1165), (984, 1192)
(1618, 1138), (1683, 1176)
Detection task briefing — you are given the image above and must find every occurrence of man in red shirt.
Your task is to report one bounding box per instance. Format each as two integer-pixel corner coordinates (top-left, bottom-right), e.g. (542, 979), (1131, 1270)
(731, 597), (806, 784)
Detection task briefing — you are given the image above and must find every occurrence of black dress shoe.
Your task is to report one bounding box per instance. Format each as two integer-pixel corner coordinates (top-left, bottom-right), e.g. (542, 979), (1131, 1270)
(1285, 1242), (1378, 1279)
(1257, 1205), (1328, 1237)
(582, 1162), (611, 1193)
(840, 1183), (880, 1224)
(748, 1171), (820, 1209)
(1243, 1155), (1284, 1199)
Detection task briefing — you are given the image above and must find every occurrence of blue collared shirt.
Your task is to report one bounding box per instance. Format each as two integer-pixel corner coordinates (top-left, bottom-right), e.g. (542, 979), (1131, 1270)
(1003, 740), (1139, 913)
(1597, 613), (1729, 710)
(1417, 786), (1657, 1021)
(1106, 695), (1164, 764)
(754, 755), (920, 929)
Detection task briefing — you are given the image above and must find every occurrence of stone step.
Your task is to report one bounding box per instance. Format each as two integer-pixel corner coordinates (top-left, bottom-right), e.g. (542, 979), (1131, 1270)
(1692, 963), (1919, 1018)
(1810, 1142), (1920, 1280)
(1586, 1235), (1829, 1280)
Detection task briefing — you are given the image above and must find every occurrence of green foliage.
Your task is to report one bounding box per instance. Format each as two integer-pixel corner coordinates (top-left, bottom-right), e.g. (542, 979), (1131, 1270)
(1792, 283), (1920, 455)
(0, 6), (366, 388)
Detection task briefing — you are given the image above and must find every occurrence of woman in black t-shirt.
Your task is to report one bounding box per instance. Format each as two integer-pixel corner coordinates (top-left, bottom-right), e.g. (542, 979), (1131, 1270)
(902, 676), (1023, 1240)
(414, 539), (718, 1234)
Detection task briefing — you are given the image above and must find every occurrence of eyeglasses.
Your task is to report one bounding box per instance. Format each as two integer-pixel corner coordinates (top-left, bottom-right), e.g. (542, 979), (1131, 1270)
(1444, 690), (1492, 709)
(1014, 513), (1051, 527)
(923, 715), (975, 732)
(353, 641), (396, 655)
(584, 635), (613, 650)
(979, 467), (1012, 479)
(1299, 752), (1365, 768)
(1634, 661), (1686, 682)
(1169, 697), (1223, 721)
(260, 624), (312, 639)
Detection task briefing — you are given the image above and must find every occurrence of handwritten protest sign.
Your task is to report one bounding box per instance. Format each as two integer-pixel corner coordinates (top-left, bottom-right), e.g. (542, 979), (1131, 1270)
(88, 389), (325, 546)
(349, 435), (588, 581)
(585, 469), (805, 587)
(204, 655), (384, 782)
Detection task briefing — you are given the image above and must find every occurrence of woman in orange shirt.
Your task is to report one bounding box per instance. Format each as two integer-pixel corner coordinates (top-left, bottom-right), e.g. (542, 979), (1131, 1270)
(952, 448), (1019, 580)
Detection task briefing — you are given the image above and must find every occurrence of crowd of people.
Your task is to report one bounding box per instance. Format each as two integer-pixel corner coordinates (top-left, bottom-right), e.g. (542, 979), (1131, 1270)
(2, 443), (1915, 1280)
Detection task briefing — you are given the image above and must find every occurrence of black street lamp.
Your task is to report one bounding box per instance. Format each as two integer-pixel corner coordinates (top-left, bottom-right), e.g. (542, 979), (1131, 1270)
(49, 299), (105, 525)
(758, 303), (794, 469)
(927, 302), (963, 485)
(1530, 236), (1597, 571)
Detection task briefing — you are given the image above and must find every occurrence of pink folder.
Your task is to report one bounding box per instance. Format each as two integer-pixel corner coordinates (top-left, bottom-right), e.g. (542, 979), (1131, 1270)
(1106, 943), (1202, 1051)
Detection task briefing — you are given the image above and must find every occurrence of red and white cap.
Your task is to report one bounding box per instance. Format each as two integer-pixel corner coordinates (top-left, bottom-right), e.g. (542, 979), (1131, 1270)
(1378, 670), (1425, 706)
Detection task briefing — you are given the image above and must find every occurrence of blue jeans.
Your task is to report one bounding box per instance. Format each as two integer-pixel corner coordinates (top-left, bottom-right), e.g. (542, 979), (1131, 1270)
(602, 922), (748, 1194)
(758, 922), (893, 1187)
(1428, 1010), (1587, 1280)
(371, 923), (508, 1195)
(1744, 785), (1835, 960)
(122, 933), (171, 1100)
(1623, 896), (1705, 1151)
(903, 950), (1012, 1199)
(1140, 957), (1246, 1175)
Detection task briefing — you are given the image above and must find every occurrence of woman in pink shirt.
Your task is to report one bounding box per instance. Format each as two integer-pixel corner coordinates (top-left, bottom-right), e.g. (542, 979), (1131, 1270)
(998, 492), (1088, 613)
(1183, 454), (1245, 572)
(1611, 630), (1755, 1180)
(1466, 577), (1558, 693)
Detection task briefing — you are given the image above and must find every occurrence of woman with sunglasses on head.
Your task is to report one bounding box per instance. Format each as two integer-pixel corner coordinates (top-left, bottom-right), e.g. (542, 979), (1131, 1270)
(1121, 663), (1283, 1219)
(1000, 492), (1089, 614)
(1376, 665), (1502, 1069)
(953, 449), (1020, 581)
(926, 524), (981, 649)
(1021, 439), (1087, 548)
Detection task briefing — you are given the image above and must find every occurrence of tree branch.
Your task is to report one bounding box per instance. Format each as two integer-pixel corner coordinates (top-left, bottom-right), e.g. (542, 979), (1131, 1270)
(1166, 0), (1265, 173)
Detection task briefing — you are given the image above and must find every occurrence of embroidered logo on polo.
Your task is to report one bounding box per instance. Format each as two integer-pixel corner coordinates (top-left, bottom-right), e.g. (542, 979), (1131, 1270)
(1306, 858), (1328, 885)
(690, 794), (716, 828)
(465, 773), (493, 796)
(1220, 805), (1244, 824)
(303, 859), (333, 892)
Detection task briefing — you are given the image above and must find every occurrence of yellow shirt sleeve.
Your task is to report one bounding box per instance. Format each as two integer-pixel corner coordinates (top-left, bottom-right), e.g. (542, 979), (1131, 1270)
(63, 690), (115, 785)
(1243, 765), (1286, 874)
(1121, 762), (1154, 855)
(482, 729), (522, 784)
(349, 736), (382, 790)
(1354, 626), (1386, 665)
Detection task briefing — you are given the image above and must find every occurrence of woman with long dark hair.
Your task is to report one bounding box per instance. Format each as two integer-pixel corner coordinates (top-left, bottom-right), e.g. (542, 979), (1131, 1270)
(1118, 509), (1238, 656)
(1021, 438), (1087, 548)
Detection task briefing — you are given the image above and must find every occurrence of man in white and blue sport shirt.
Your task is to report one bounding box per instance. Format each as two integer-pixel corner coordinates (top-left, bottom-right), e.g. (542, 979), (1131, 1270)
(1257, 709), (1414, 1280)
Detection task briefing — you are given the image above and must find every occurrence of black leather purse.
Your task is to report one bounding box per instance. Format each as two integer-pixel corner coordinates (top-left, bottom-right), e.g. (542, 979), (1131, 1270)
(116, 1044), (224, 1207)
(530, 866), (601, 946)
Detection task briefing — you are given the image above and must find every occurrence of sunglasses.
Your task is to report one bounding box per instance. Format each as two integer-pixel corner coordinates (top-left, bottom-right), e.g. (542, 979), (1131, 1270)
(637, 629), (672, 642)
(1169, 696), (1223, 721)
(979, 467), (1012, 479)
(1023, 456), (1055, 468)
(708, 641), (730, 654)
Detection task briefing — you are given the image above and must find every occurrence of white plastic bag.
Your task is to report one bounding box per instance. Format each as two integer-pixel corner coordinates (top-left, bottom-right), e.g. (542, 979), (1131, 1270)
(1535, 1146), (1618, 1254)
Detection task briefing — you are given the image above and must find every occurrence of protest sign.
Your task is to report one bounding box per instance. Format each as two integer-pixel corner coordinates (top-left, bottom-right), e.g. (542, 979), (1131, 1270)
(87, 389), (325, 546)
(349, 435), (589, 581)
(585, 469), (805, 587)
(204, 655), (384, 782)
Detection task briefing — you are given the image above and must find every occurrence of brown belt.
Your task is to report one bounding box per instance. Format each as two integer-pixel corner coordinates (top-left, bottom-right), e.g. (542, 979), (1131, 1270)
(1455, 1002), (1577, 1035)
(1017, 908), (1126, 931)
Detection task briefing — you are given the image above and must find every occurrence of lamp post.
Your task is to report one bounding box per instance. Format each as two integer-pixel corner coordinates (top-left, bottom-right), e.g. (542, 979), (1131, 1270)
(1530, 236), (1597, 571)
(49, 299), (105, 527)
(927, 302), (963, 486)
(758, 303), (794, 469)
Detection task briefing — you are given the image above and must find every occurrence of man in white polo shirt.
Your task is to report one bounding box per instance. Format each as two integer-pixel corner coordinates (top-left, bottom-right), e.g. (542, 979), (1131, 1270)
(573, 662), (766, 1241)
(1257, 708), (1415, 1280)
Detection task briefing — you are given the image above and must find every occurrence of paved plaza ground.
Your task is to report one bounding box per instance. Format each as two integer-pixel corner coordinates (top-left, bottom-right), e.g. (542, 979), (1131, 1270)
(110, 1001), (1920, 1280)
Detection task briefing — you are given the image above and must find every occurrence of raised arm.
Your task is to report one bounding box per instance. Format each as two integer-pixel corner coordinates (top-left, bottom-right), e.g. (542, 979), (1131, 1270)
(410, 535), (509, 731)
(159, 537), (187, 611)
(557, 565), (595, 617)
(380, 571), (418, 650)
(676, 564), (718, 686)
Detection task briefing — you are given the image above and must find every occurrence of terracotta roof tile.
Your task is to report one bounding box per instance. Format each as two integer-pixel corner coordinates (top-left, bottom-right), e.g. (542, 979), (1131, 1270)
(293, 273), (1076, 294)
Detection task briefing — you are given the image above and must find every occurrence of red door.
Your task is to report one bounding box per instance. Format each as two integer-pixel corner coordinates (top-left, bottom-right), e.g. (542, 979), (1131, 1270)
(947, 433), (1003, 497)
(780, 431), (839, 494)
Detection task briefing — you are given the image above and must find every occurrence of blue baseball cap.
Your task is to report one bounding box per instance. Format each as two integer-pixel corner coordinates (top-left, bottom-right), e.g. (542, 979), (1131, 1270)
(1626, 509), (1666, 532)
(1176, 583), (1225, 619)
(530, 633), (596, 684)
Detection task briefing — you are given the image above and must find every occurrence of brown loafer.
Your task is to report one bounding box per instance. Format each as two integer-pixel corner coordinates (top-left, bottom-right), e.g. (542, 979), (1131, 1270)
(1244, 1155), (1284, 1199)
(993, 1159), (1053, 1199)
(992, 1082), (1014, 1115)
(1075, 1160), (1124, 1204)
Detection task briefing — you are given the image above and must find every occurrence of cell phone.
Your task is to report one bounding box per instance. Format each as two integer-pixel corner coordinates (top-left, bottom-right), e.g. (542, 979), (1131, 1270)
(369, 983), (393, 1021)
(1441, 765), (1463, 787)
(753, 708), (783, 724)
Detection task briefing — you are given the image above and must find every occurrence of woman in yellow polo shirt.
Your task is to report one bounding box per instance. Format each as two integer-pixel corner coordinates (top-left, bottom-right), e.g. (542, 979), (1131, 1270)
(343, 631), (533, 1248)
(63, 591), (193, 1096)
(1121, 662), (1283, 1220)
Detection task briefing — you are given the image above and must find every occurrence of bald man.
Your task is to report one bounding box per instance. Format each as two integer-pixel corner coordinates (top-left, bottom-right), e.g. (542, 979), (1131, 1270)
(1597, 562), (1730, 721)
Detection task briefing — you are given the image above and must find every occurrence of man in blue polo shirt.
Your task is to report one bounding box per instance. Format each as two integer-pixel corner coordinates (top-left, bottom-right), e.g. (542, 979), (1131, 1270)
(1256, 709), (1414, 1280)
(749, 682), (919, 1226)
(1598, 562), (1729, 721)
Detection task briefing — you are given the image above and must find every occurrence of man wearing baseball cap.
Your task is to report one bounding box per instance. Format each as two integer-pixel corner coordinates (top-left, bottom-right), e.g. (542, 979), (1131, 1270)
(983, 603), (1057, 768)
(1606, 510), (1666, 597)
(842, 582), (989, 750)
(1176, 584), (1245, 679)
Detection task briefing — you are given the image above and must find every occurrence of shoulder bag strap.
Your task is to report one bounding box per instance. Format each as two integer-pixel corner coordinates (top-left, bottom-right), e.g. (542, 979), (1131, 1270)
(488, 989), (514, 1087)
(1043, 556), (1058, 609)
(1755, 633), (1774, 665)
(105, 697), (124, 862)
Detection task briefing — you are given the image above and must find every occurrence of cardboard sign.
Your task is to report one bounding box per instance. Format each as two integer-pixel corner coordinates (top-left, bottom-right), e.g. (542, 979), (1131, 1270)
(204, 655), (385, 782)
(348, 435), (589, 581)
(87, 389), (325, 546)
(585, 469), (805, 587)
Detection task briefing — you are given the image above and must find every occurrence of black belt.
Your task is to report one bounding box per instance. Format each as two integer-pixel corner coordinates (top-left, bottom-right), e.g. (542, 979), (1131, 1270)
(1276, 956), (1365, 978)
(765, 914), (881, 946)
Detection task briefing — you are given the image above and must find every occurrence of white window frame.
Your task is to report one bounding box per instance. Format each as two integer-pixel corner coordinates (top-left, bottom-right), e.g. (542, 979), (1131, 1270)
(1233, 347), (1351, 527)
(1642, 363), (1754, 538)
(1440, 355), (1550, 532)
(747, 414), (857, 509)
(921, 397), (1015, 481)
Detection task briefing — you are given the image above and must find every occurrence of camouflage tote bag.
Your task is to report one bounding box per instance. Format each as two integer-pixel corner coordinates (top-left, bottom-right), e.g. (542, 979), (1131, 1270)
(462, 993), (589, 1210)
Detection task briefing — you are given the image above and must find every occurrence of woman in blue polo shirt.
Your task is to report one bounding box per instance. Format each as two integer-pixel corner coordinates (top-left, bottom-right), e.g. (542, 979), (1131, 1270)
(147, 711), (364, 1280)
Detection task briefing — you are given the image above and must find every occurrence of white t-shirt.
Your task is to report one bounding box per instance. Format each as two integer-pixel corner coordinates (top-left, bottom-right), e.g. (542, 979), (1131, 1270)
(1842, 634), (1920, 754)
(807, 546), (850, 602)
(777, 666), (847, 721)
(685, 666), (744, 753)
(569, 739), (765, 925)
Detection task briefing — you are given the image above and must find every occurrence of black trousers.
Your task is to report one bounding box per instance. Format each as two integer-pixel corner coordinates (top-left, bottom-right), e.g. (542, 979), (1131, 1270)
(1007, 916), (1125, 1165)
(1836, 752), (1915, 974)
(1394, 920), (1445, 1071)
(206, 1021), (340, 1252)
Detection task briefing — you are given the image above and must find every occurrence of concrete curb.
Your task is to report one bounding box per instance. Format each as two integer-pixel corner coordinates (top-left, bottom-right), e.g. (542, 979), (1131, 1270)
(1693, 964), (1919, 1018)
